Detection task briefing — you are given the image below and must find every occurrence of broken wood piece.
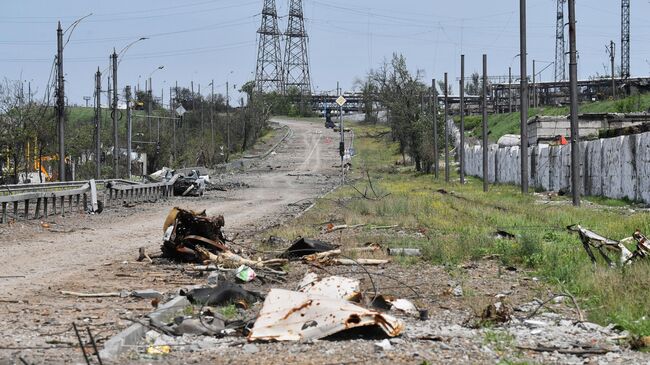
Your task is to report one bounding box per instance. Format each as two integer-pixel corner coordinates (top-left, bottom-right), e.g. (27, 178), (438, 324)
(196, 246), (287, 269)
(326, 223), (366, 232)
(61, 291), (123, 298)
(137, 247), (153, 263)
(516, 345), (612, 356)
(335, 258), (389, 265)
(370, 225), (399, 230)
(302, 249), (342, 263)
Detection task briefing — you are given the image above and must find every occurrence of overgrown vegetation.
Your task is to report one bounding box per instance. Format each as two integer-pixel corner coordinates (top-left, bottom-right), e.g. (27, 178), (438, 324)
(270, 122), (650, 339)
(0, 78), (277, 182)
(363, 54), (443, 172)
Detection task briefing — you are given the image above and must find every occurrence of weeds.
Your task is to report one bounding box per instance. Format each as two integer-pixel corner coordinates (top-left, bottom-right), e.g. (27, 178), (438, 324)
(273, 122), (650, 337)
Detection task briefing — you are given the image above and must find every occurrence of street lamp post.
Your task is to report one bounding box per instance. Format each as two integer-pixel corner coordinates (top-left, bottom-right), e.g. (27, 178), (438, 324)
(108, 37), (147, 178)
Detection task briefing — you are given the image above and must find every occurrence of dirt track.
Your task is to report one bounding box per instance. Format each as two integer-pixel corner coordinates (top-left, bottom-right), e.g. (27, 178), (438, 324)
(0, 119), (336, 295)
(2, 118), (649, 365)
(0, 118), (340, 363)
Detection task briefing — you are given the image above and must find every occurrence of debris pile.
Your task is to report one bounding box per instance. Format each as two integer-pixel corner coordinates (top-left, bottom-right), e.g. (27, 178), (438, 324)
(161, 207), (228, 262)
(173, 170), (206, 197)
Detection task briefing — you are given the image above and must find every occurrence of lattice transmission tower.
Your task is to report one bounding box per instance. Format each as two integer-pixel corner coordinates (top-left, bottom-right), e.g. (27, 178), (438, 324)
(255, 0), (284, 93)
(283, 0), (311, 95)
(554, 0), (566, 82)
(621, 0), (630, 79)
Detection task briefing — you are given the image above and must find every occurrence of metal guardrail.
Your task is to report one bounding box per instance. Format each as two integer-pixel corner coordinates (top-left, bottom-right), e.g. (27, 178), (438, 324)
(0, 179), (137, 196)
(105, 175), (179, 207)
(0, 176), (180, 224)
(0, 183), (93, 223)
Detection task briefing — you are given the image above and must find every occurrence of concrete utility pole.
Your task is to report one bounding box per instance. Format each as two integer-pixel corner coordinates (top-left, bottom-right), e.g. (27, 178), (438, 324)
(126, 86), (132, 179)
(148, 77), (153, 141)
(532, 60), (536, 108)
(459, 55), (465, 184)
(211, 80), (215, 154)
(568, 0), (580, 206)
(432, 78), (439, 179)
(226, 81), (231, 161)
(508, 67), (513, 113)
(174, 81), (178, 161)
(94, 68), (101, 179)
(519, 0), (529, 194)
(56, 22), (66, 181)
(444, 72), (450, 183)
(482, 54), (489, 193)
(608, 40), (616, 99)
(111, 49), (118, 178)
(337, 81), (344, 183)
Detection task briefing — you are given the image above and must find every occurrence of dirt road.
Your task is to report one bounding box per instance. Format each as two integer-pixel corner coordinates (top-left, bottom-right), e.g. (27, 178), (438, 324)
(0, 118), (343, 363)
(0, 119), (336, 296)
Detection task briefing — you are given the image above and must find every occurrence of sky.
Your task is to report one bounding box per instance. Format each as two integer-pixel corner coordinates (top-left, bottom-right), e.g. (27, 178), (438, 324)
(1, 0), (649, 106)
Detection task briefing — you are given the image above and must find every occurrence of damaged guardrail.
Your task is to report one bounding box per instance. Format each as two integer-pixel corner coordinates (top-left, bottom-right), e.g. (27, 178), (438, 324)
(0, 175), (182, 224)
(0, 180), (101, 223)
(105, 175), (179, 207)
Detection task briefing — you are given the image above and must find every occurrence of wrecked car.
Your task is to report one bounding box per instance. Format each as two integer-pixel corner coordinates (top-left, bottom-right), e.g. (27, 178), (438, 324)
(173, 170), (206, 197)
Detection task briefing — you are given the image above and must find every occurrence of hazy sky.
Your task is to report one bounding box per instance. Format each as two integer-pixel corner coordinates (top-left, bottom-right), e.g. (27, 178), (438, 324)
(1, 0), (649, 105)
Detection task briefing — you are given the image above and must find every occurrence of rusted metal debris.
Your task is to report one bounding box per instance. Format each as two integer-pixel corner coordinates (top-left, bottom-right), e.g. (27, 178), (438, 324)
(297, 272), (361, 302)
(569, 225), (650, 266)
(247, 288), (404, 342)
(161, 207), (228, 262)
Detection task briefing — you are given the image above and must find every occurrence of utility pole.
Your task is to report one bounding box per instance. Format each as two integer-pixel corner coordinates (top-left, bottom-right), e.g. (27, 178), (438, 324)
(107, 76), (111, 108)
(568, 0), (580, 206)
(432, 78), (439, 179)
(608, 40), (616, 99)
(94, 68), (101, 179)
(174, 81), (178, 162)
(125, 86), (132, 179)
(519, 0), (529, 194)
(338, 81), (344, 184)
(508, 67), (513, 113)
(459, 55), (465, 184)
(482, 54), (489, 192)
(226, 81), (231, 161)
(111, 49), (118, 178)
(532, 60), (536, 108)
(444, 72), (449, 183)
(211, 80), (215, 155)
(56, 22), (66, 181)
(148, 77), (153, 141)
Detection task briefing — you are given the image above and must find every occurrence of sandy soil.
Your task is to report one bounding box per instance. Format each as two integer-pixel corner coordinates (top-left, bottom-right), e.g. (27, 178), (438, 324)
(0, 118), (340, 363)
(1, 118), (648, 365)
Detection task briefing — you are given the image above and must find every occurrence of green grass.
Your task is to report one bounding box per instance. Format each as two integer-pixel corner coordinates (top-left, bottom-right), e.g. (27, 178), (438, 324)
(270, 121), (650, 340)
(456, 92), (650, 141)
(219, 304), (238, 319)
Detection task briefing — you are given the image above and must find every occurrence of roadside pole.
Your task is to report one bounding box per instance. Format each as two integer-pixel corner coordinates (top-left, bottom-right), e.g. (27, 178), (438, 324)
(482, 54), (489, 193)
(444, 72), (449, 183)
(336, 82), (347, 185)
(459, 55), (465, 184)
(126, 86), (132, 179)
(568, 0), (580, 206)
(432, 78), (438, 179)
(94, 68), (101, 179)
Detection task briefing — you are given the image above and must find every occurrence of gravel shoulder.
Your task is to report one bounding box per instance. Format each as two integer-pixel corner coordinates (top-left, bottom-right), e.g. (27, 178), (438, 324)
(1, 118), (648, 364)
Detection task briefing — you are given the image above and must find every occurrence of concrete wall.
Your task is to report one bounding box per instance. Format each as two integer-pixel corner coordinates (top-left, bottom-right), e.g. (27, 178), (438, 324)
(450, 120), (650, 204)
(527, 113), (650, 146)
